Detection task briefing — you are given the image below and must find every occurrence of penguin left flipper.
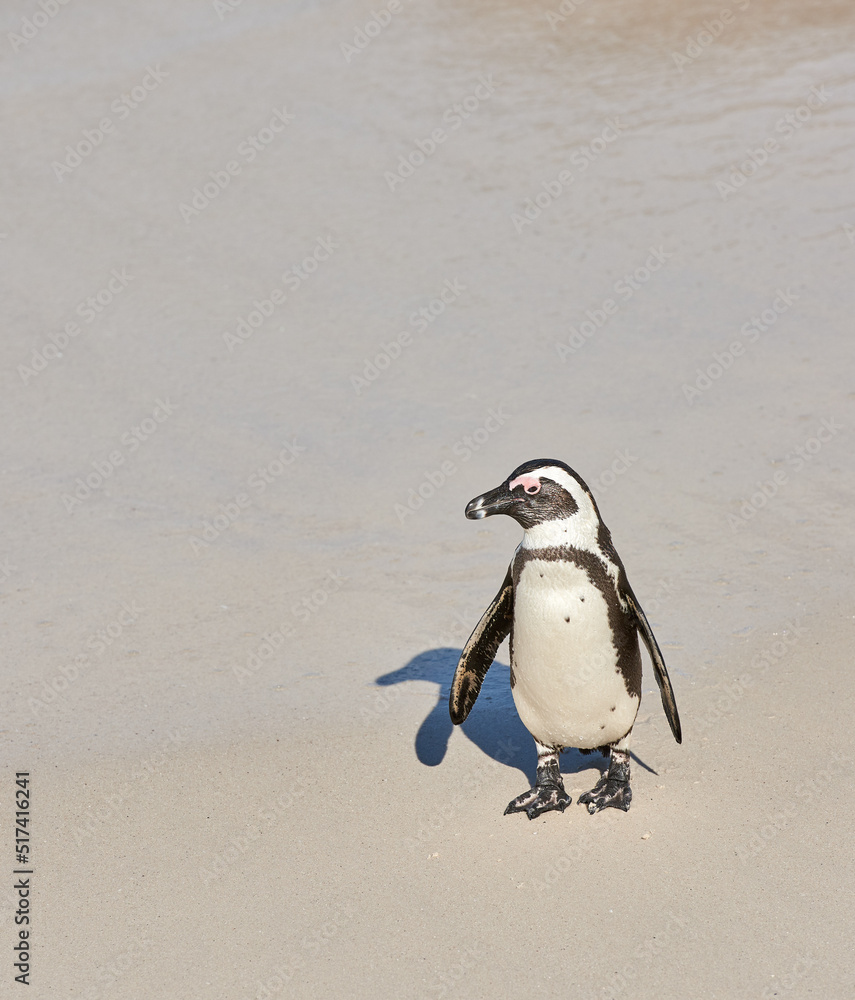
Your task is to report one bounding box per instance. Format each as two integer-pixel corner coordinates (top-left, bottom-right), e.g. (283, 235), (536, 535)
(449, 566), (513, 726)
(623, 588), (683, 745)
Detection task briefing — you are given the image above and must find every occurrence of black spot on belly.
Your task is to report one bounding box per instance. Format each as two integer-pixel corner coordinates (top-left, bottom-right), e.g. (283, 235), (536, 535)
(564, 616), (570, 622)
(512, 545), (642, 701)
(580, 596), (585, 602)
(610, 705), (616, 712)
(600, 724), (605, 729)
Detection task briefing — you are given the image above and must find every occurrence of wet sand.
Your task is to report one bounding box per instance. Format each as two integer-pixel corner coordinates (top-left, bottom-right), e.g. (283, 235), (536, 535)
(2, 0), (854, 996)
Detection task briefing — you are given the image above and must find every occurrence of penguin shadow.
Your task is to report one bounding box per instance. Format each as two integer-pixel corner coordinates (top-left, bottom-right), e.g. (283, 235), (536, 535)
(375, 647), (639, 786)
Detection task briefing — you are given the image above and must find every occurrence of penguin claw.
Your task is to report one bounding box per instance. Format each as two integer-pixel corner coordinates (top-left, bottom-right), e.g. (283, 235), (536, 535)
(504, 785), (571, 820)
(578, 777), (632, 814)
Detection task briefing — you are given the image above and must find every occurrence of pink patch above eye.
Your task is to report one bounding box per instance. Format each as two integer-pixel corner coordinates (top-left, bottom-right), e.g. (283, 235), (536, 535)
(509, 474), (541, 495)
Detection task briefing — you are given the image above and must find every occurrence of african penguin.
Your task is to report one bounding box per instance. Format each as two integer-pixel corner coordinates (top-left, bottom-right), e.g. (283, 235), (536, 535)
(449, 459), (681, 817)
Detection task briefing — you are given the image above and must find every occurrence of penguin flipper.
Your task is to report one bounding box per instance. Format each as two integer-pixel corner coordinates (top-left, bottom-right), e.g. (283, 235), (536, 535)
(449, 567), (513, 725)
(624, 590), (682, 744)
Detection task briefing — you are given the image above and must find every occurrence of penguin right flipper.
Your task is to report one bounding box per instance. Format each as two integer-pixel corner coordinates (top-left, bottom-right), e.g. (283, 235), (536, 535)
(449, 567), (513, 725)
(624, 590), (682, 744)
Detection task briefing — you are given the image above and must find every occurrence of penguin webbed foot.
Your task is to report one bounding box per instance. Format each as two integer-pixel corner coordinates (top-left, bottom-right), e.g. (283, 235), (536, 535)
(578, 748), (631, 814)
(504, 754), (570, 819)
(504, 783), (571, 820)
(578, 776), (632, 814)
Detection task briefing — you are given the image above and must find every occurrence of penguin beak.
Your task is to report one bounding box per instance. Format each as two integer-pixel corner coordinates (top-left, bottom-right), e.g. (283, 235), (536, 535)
(465, 484), (517, 519)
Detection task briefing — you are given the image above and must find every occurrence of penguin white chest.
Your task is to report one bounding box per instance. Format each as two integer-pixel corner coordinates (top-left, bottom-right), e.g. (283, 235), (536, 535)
(511, 557), (639, 749)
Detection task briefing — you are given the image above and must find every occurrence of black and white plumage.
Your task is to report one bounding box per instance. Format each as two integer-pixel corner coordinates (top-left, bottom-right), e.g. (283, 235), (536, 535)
(449, 459), (681, 817)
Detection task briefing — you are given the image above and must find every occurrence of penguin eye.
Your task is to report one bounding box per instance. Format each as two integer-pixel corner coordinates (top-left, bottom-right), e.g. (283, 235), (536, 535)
(509, 473), (543, 496)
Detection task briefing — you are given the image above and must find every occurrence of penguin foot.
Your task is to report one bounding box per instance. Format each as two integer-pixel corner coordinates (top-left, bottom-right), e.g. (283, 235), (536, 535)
(504, 783), (571, 819)
(578, 776), (632, 814)
(579, 747), (632, 814)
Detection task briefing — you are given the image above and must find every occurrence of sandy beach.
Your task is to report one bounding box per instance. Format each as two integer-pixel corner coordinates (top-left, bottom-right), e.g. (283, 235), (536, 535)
(2, 0), (854, 996)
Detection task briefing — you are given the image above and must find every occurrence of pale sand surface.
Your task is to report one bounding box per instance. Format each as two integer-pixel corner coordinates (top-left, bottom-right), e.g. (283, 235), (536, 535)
(1, 0), (854, 996)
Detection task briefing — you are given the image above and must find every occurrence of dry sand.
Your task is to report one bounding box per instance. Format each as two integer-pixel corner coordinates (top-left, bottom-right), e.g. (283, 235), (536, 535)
(2, 0), (854, 996)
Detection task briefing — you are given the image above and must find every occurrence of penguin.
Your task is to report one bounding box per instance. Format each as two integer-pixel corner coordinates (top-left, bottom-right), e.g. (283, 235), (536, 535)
(449, 459), (681, 817)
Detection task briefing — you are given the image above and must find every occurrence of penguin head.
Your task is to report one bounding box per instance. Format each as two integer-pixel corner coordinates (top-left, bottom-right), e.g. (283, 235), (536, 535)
(465, 459), (600, 531)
